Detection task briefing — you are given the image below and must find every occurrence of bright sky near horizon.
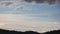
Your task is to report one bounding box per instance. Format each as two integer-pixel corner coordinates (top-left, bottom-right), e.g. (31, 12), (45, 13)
(0, 0), (60, 33)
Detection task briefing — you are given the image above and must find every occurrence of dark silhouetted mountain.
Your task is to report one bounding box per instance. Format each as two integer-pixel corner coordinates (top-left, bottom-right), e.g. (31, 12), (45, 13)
(43, 30), (60, 34)
(0, 29), (40, 34)
(0, 29), (60, 34)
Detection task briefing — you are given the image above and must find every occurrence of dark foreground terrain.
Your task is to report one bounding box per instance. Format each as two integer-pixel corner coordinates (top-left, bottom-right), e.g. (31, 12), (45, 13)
(0, 29), (60, 34)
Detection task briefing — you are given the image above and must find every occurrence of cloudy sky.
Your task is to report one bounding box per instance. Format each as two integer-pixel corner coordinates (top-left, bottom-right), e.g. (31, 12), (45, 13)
(0, 0), (60, 33)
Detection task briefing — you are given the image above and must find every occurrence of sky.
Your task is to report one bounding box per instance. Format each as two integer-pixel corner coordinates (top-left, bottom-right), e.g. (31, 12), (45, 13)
(0, 0), (60, 33)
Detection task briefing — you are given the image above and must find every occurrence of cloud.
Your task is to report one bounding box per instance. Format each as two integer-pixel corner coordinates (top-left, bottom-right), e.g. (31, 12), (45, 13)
(0, 14), (60, 33)
(0, 0), (22, 1)
(23, 0), (60, 5)
(0, 0), (23, 6)
(15, 6), (32, 11)
(0, 1), (14, 6)
(0, 0), (60, 5)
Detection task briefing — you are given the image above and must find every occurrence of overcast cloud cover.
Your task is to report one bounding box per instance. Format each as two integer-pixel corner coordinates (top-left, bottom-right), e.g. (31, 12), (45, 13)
(0, 0), (60, 33)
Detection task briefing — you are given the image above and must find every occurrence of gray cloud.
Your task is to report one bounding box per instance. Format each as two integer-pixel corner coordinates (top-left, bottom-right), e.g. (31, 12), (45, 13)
(0, 0), (60, 5)
(23, 0), (60, 4)
(0, 2), (14, 6)
(15, 6), (32, 11)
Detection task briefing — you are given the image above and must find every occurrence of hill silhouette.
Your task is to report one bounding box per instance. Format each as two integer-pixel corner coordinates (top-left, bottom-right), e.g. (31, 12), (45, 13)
(0, 29), (40, 34)
(42, 30), (60, 34)
(0, 29), (60, 34)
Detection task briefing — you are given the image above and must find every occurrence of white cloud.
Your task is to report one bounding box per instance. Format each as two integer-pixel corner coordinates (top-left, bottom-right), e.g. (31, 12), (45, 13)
(0, 14), (60, 33)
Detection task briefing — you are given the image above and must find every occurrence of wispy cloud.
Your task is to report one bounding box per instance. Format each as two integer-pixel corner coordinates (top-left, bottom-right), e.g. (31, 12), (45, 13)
(0, 0), (23, 7)
(15, 6), (32, 11)
(0, 1), (15, 6)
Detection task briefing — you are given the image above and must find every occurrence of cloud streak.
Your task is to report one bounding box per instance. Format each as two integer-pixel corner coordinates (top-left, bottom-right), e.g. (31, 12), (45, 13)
(15, 6), (32, 11)
(0, 1), (15, 6)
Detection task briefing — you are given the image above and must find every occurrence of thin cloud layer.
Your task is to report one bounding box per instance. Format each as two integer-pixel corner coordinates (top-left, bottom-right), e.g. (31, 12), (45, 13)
(0, 14), (60, 33)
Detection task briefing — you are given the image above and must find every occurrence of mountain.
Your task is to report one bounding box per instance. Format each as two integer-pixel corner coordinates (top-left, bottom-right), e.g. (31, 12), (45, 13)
(0, 29), (60, 34)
